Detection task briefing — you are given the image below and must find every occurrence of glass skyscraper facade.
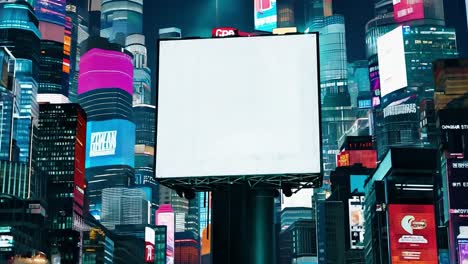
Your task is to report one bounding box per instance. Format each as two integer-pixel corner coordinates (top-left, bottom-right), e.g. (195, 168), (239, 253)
(36, 103), (87, 263)
(100, 0), (143, 45)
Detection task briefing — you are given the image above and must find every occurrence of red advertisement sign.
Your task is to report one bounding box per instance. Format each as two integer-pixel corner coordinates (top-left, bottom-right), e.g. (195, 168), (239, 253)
(388, 204), (438, 264)
(393, 0), (425, 23)
(212, 27), (239, 37)
(336, 150), (377, 169)
(145, 241), (154, 262)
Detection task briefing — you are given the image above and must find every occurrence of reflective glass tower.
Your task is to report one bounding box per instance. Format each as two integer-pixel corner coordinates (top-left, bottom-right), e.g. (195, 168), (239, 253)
(100, 0), (143, 45)
(0, 1), (40, 165)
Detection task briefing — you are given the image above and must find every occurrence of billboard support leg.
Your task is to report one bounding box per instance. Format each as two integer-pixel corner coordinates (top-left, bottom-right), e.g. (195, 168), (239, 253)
(212, 184), (275, 264)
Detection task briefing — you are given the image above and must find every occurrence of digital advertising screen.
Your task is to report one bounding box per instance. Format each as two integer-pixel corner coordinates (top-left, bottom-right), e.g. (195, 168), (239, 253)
(377, 26), (408, 98)
(34, 0), (66, 26)
(393, 0), (424, 23)
(446, 160), (468, 263)
(156, 205), (175, 264)
(369, 58), (381, 107)
(349, 196), (365, 249)
(254, 0), (277, 32)
(85, 119), (135, 169)
(388, 204), (438, 264)
(157, 34), (321, 179)
(78, 48), (133, 96)
(145, 227), (155, 263)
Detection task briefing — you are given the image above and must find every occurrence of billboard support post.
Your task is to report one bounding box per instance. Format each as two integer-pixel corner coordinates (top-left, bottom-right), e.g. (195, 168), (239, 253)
(212, 184), (275, 264)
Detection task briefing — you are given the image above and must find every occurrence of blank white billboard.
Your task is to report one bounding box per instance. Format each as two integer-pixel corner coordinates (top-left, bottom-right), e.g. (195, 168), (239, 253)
(377, 26), (408, 98)
(156, 34), (321, 178)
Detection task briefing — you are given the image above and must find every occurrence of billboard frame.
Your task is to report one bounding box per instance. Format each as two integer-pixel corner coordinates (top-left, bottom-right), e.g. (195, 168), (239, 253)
(155, 33), (323, 191)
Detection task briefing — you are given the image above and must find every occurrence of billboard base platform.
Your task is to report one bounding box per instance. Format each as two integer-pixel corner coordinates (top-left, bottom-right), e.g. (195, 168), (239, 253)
(157, 173), (322, 192)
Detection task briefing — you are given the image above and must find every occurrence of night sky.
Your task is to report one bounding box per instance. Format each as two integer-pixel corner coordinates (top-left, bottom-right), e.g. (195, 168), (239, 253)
(144, 0), (468, 83)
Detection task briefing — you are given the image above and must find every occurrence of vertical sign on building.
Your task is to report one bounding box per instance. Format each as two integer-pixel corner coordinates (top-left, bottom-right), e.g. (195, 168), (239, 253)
(388, 204), (438, 264)
(145, 227), (155, 263)
(349, 196), (365, 249)
(156, 205), (175, 264)
(254, 0), (277, 32)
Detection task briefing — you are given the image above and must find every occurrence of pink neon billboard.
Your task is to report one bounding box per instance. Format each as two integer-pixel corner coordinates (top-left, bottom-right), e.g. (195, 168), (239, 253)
(78, 48), (133, 95)
(156, 204), (175, 264)
(393, 0), (424, 23)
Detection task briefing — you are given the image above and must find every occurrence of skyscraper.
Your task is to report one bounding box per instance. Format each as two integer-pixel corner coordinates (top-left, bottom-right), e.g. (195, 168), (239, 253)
(36, 103), (86, 263)
(0, 47), (18, 161)
(100, 0), (143, 45)
(78, 37), (135, 220)
(0, 0), (41, 164)
(34, 0), (71, 103)
(134, 104), (157, 222)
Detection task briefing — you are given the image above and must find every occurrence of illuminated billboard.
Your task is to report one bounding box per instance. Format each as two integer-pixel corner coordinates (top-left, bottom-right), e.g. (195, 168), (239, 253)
(349, 196), (365, 249)
(157, 34), (321, 179)
(369, 61), (381, 107)
(145, 227), (155, 263)
(78, 48), (133, 96)
(446, 160), (468, 263)
(337, 150), (377, 169)
(34, 0), (66, 26)
(156, 205), (174, 264)
(254, 0), (277, 32)
(85, 119), (135, 169)
(377, 26), (408, 98)
(393, 0), (424, 23)
(388, 204), (438, 264)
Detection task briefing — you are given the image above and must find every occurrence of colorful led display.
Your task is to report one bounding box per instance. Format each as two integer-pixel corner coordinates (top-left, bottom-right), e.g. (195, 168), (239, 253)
(156, 205), (175, 264)
(34, 0), (66, 26)
(85, 119), (135, 169)
(446, 160), (468, 263)
(254, 0), (277, 32)
(78, 48), (133, 95)
(336, 150), (377, 169)
(388, 204), (438, 264)
(393, 0), (425, 23)
(349, 195), (365, 249)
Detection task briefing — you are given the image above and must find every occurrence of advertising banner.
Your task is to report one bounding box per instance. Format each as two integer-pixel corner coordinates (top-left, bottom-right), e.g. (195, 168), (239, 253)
(254, 0), (277, 32)
(145, 227), (155, 263)
(447, 160), (468, 263)
(388, 204), (438, 264)
(393, 0), (425, 23)
(34, 0), (66, 26)
(349, 196), (365, 249)
(86, 119), (135, 169)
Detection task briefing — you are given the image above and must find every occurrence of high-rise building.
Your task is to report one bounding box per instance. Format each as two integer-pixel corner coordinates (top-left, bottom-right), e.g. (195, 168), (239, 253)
(279, 220), (317, 264)
(100, 187), (149, 230)
(100, 0), (143, 45)
(375, 25), (457, 157)
(186, 195), (200, 239)
(34, 0), (71, 103)
(133, 104), (157, 223)
(78, 37), (135, 220)
(0, 1), (41, 164)
(0, 47), (18, 161)
(432, 59), (468, 264)
(280, 207), (312, 231)
(66, 0), (91, 103)
(37, 103), (87, 263)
